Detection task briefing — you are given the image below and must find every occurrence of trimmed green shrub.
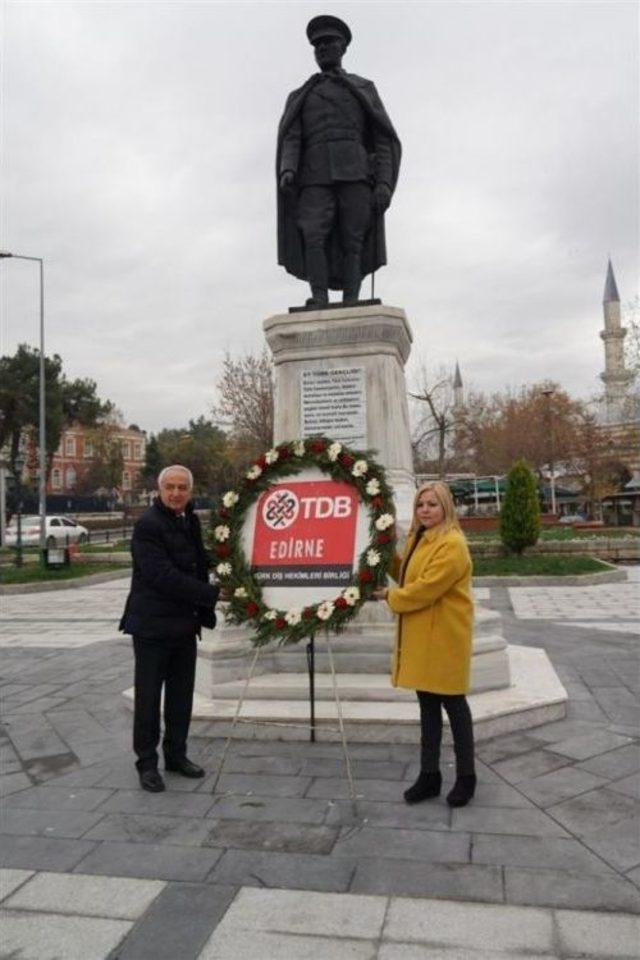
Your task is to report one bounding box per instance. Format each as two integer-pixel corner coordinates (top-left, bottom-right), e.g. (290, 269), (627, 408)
(500, 458), (541, 555)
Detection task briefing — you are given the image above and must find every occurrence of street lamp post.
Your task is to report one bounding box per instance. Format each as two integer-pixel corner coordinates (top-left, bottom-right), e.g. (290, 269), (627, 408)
(0, 252), (47, 552)
(13, 451), (25, 568)
(541, 387), (557, 516)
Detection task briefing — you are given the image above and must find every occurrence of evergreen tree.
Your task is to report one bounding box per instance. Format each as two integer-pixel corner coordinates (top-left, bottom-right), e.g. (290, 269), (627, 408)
(500, 458), (541, 555)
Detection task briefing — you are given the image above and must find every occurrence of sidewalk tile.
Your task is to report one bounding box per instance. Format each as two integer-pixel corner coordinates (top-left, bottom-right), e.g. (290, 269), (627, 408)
(203, 773), (312, 797)
(307, 776), (408, 802)
(451, 806), (567, 838)
(83, 812), (214, 846)
(209, 849), (356, 892)
(206, 819), (338, 855)
(0, 910), (131, 960)
(556, 908), (640, 958)
(548, 787), (639, 836)
(0, 835), (96, 870)
(5, 871), (164, 919)
(0, 772), (32, 797)
(217, 754), (303, 776)
(325, 798), (451, 831)
(491, 750), (569, 784)
(351, 859), (503, 902)
(505, 866), (640, 913)
(74, 840), (223, 881)
(471, 834), (614, 874)
(383, 898), (553, 953)
(516, 766), (608, 806)
(581, 818), (640, 872)
(0, 807), (104, 838)
(2, 785), (114, 811)
(608, 773), (640, 800)
(97, 788), (215, 817)
(116, 882), (237, 960)
(378, 947), (557, 959)
(208, 886), (387, 938)
(332, 825), (469, 862)
(550, 730), (634, 761)
(206, 794), (330, 824)
(299, 758), (407, 781)
(198, 928), (376, 959)
(0, 868), (33, 901)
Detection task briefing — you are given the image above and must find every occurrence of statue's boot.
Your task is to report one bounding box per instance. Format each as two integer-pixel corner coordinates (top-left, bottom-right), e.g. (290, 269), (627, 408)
(342, 252), (363, 304)
(305, 248), (329, 308)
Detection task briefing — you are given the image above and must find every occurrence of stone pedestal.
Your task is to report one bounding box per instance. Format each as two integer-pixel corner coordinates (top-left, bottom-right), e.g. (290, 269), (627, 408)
(264, 304), (416, 524)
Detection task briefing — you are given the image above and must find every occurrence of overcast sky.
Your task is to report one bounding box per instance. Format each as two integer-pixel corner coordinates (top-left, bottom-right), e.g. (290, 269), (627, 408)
(1, 0), (638, 434)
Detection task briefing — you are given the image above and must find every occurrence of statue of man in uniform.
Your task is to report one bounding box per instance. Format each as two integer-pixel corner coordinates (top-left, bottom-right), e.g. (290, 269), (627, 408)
(277, 15), (401, 308)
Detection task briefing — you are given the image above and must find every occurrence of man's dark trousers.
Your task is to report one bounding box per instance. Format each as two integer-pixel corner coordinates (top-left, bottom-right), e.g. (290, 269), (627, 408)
(133, 635), (197, 772)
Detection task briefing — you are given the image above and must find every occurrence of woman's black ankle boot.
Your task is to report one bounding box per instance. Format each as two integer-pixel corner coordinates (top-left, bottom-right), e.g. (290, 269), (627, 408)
(446, 773), (476, 807)
(403, 771), (442, 804)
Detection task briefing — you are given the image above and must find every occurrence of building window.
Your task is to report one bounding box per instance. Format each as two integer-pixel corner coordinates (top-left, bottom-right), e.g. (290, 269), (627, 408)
(122, 471), (131, 491)
(133, 442), (143, 460)
(84, 439), (93, 458)
(66, 467), (77, 489)
(121, 441), (131, 460)
(52, 468), (62, 490)
(65, 436), (76, 457)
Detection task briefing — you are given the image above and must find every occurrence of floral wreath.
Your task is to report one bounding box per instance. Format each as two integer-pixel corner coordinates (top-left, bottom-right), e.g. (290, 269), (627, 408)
(208, 437), (396, 646)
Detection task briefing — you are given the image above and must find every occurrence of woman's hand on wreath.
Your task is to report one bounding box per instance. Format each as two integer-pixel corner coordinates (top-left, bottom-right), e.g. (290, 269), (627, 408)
(371, 587), (389, 602)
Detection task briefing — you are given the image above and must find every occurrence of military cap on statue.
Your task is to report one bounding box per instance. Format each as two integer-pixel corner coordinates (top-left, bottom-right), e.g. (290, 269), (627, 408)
(306, 15), (352, 47)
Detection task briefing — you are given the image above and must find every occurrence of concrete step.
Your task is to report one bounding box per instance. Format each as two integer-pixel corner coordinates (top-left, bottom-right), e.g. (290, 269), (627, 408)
(125, 646), (567, 744)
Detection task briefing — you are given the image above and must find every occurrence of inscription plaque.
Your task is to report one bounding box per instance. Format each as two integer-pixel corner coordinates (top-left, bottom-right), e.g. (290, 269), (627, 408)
(300, 367), (367, 447)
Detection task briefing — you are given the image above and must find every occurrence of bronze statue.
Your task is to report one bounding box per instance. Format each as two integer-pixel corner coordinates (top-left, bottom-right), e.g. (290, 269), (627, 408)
(277, 15), (401, 308)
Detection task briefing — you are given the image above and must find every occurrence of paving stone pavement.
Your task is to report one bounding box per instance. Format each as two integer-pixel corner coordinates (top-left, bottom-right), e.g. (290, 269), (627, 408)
(0, 570), (638, 958)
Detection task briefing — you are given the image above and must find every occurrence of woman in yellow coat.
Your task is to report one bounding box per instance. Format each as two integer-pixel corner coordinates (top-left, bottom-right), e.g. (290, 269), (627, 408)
(373, 481), (476, 807)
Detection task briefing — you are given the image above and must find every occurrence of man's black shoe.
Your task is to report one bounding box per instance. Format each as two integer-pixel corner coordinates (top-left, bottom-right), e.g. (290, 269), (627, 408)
(164, 757), (205, 778)
(139, 769), (165, 792)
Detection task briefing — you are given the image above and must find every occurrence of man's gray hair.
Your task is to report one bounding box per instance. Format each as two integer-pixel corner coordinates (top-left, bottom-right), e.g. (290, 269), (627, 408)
(157, 465), (194, 489)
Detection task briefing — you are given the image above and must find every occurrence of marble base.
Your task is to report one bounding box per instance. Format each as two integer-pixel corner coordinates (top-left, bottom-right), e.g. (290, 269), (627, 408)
(122, 645), (566, 744)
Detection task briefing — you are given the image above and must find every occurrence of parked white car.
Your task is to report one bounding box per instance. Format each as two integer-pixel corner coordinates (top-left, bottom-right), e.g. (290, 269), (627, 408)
(5, 515), (89, 548)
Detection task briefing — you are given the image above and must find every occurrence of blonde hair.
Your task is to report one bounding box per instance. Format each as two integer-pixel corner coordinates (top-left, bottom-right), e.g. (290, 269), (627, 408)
(410, 481), (461, 537)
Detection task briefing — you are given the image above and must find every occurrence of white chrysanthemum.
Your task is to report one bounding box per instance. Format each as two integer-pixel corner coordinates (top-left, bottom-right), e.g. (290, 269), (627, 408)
(265, 448), (279, 465)
(293, 440), (305, 456)
(263, 609), (277, 621)
(316, 600), (335, 621)
(285, 608), (302, 625)
(246, 464), (262, 480)
(327, 441), (342, 461)
(352, 459), (368, 477)
(234, 586), (248, 598)
(215, 562), (232, 576)
(214, 525), (230, 542)
(365, 478), (381, 496)
(342, 586), (361, 606)
(222, 490), (239, 508)
(366, 549), (381, 566)
(375, 513), (394, 531)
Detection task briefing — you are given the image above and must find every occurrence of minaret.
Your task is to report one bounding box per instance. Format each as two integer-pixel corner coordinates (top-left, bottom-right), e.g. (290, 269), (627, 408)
(600, 259), (632, 421)
(453, 360), (464, 412)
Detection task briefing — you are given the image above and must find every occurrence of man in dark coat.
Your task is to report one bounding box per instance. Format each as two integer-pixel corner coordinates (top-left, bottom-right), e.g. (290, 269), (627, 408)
(277, 15), (401, 307)
(120, 465), (219, 792)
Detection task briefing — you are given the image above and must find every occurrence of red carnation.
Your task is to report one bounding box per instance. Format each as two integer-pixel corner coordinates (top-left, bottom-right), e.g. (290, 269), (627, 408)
(275, 617), (287, 629)
(302, 607), (315, 619)
(359, 568), (374, 583)
(216, 544), (231, 557)
(371, 496), (383, 509)
(377, 532), (391, 545)
(218, 507), (229, 519)
(257, 455), (266, 469)
(246, 601), (260, 618)
(310, 439), (326, 454)
(339, 453), (355, 468)
(335, 596), (348, 609)
(278, 444), (290, 459)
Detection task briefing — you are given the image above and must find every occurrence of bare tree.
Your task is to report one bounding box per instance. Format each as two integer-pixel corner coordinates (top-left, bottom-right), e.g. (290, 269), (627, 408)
(409, 363), (461, 477)
(211, 349), (274, 461)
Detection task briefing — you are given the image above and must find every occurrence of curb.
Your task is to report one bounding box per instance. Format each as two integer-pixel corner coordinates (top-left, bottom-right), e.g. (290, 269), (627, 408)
(474, 565), (627, 587)
(0, 569), (131, 595)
